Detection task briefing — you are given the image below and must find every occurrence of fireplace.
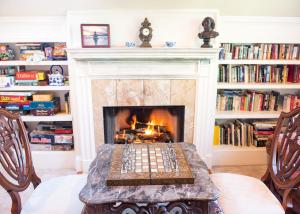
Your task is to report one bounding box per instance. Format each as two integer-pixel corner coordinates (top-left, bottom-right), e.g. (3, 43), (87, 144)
(103, 106), (185, 144)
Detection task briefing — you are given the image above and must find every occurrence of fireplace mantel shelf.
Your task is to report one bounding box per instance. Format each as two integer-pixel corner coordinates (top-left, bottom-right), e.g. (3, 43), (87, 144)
(67, 48), (220, 61)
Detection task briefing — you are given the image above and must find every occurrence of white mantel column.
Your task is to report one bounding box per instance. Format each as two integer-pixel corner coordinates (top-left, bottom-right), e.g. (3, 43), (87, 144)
(194, 58), (218, 168)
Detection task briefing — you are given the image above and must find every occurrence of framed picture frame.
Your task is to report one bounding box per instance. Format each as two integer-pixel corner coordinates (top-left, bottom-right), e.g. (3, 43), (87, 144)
(80, 24), (110, 48)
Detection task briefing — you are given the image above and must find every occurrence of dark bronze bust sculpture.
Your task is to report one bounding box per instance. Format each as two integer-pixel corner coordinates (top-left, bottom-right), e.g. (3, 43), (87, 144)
(198, 17), (219, 48)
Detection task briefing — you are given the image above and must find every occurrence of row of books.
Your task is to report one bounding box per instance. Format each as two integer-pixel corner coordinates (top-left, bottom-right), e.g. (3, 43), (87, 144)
(213, 120), (277, 147)
(219, 43), (300, 60)
(218, 64), (300, 83)
(29, 122), (73, 151)
(216, 90), (300, 112)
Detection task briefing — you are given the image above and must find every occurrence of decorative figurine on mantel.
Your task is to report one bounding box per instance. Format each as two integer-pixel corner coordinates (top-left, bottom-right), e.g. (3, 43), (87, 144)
(139, 18), (153, 48)
(198, 17), (219, 48)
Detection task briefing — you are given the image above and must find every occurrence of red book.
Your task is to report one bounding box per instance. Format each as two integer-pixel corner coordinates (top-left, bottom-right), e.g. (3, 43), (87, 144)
(255, 131), (274, 135)
(287, 65), (294, 83)
(290, 96), (295, 110)
(296, 66), (300, 83)
(16, 72), (38, 80)
(54, 129), (73, 134)
(271, 44), (276, 59)
(240, 96), (245, 111)
(0, 101), (30, 105)
(258, 95), (263, 111)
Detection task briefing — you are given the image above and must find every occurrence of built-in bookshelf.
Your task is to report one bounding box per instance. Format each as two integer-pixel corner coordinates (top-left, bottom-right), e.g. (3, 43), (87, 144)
(214, 42), (300, 165)
(0, 41), (74, 169)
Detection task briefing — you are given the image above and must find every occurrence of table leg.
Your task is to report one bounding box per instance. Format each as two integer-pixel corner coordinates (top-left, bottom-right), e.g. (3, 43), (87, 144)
(82, 204), (111, 214)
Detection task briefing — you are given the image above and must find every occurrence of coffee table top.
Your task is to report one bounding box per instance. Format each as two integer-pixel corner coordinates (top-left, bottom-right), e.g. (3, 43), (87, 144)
(79, 143), (220, 204)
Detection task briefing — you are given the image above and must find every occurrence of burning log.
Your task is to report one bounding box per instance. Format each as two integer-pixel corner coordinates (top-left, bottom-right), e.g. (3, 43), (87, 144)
(114, 119), (174, 144)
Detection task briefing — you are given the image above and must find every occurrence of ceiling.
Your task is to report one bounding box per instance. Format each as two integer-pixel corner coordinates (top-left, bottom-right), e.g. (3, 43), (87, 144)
(0, 0), (299, 17)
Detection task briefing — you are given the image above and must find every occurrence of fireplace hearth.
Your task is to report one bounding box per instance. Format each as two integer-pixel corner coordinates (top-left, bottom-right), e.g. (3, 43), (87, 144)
(103, 106), (185, 144)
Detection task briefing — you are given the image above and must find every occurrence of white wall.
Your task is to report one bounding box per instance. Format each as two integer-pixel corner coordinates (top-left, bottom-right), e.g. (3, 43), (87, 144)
(67, 10), (219, 48)
(0, 16), (66, 42)
(0, 0), (300, 17)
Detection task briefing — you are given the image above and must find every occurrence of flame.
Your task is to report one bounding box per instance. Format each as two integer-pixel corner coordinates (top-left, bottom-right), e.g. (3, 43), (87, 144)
(144, 120), (154, 135)
(144, 128), (153, 135)
(131, 115), (137, 130)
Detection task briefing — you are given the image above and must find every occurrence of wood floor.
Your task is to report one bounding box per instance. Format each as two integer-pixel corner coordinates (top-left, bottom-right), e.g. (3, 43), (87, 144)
(0, 165), (267, 214)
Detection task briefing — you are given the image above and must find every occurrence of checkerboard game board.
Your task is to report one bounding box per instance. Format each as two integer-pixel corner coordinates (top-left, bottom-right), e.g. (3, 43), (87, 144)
(107, 143), (194, 186)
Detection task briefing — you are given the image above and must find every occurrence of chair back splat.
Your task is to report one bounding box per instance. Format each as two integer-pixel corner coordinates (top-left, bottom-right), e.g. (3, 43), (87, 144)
(262, 107), (300, 213)
(0, 109), (41, 214)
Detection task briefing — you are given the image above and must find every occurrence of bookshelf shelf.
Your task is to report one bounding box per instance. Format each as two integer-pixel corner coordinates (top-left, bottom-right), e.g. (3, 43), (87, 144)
(219, 59), (300, 65)
(32, 150), (75, 169)
(217, 83), (300, 90)
(0, 86), (70, 91)
(0, 60), (68, 66)
(212, 145), (267, 165)
(21, 113), (72, 122)
(215, 111), (281, 119)
(213, 145), (266, 152)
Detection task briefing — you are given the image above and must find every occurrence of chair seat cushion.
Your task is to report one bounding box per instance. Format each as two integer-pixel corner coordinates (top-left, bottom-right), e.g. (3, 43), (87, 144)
(211, 173), (285, 214)
(21, 174), (87, 214)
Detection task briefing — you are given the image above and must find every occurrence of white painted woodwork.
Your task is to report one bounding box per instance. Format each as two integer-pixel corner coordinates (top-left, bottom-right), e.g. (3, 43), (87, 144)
(32, 151), (75, 169)
(219, 60), (300, 65)
(217, 83), (300, 90)
(0, 86), (71, 91)
(21, 113), (72, 122)
(68, 47), (219, 172)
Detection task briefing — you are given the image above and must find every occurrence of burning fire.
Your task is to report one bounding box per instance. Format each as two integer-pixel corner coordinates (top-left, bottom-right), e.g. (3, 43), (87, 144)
(144, 120), (159, 135)
(114, 109), (176, 144)
(131, 115), (137, 130)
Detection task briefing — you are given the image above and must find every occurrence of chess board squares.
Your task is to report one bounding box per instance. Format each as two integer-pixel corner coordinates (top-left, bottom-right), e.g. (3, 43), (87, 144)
(135, 149), (149, 173)
(148, 147), (165, 173)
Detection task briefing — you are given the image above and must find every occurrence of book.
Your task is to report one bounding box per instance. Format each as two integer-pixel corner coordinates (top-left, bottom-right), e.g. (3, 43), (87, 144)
(213, 120), (276, 147)
(213, 126), (220, 145)
(218, 64), (300, 83)
(29, 97), (60, 109)
(32, 93), (54, 102)
(0, 91), (35, 96)
(216, 90), (300, 112)
(220, 43), (300, 60)
(16, 72), (38, 80)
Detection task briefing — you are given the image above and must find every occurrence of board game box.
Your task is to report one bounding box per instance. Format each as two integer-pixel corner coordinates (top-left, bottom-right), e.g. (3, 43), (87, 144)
(107, 143), (194, 186)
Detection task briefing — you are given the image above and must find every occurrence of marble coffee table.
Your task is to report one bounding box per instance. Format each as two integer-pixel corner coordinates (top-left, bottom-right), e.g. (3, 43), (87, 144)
(79, 143), (223, 214)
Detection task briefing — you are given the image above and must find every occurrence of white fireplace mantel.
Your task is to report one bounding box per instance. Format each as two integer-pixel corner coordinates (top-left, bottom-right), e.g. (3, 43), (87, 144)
(68, 48), (219, 172)
(68, 48), (219, 61)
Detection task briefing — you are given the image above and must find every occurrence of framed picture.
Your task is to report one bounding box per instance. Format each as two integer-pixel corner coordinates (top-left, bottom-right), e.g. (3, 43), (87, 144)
(80, 24), (110, 48)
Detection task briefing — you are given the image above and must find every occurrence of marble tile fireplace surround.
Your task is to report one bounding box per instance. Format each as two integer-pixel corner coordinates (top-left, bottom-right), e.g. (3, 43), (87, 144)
(68, 48), (219, 172)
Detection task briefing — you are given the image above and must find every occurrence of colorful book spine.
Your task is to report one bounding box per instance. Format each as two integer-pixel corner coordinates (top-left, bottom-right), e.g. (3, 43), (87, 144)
(0, 95), (27, 102)
(220, 43), (300, 60)
(16, 72), (38, 80)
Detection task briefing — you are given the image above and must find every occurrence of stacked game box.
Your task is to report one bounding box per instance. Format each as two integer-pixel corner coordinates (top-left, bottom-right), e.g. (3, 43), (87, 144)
(29, 122), (73, 151)
(29, 92), (60, 116)
(0, 91), (34, 114)
(15, 70), (47, 86)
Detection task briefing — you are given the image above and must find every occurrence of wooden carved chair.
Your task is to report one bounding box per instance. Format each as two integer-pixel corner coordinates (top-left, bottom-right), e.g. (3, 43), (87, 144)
(211, 107), (300, 214)
(261, 107), (300, 213)
(0, 109), (87, 214)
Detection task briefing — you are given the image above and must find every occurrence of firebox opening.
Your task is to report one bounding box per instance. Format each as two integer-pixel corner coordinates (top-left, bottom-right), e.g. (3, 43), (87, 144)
(103, 106), (185, 144)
